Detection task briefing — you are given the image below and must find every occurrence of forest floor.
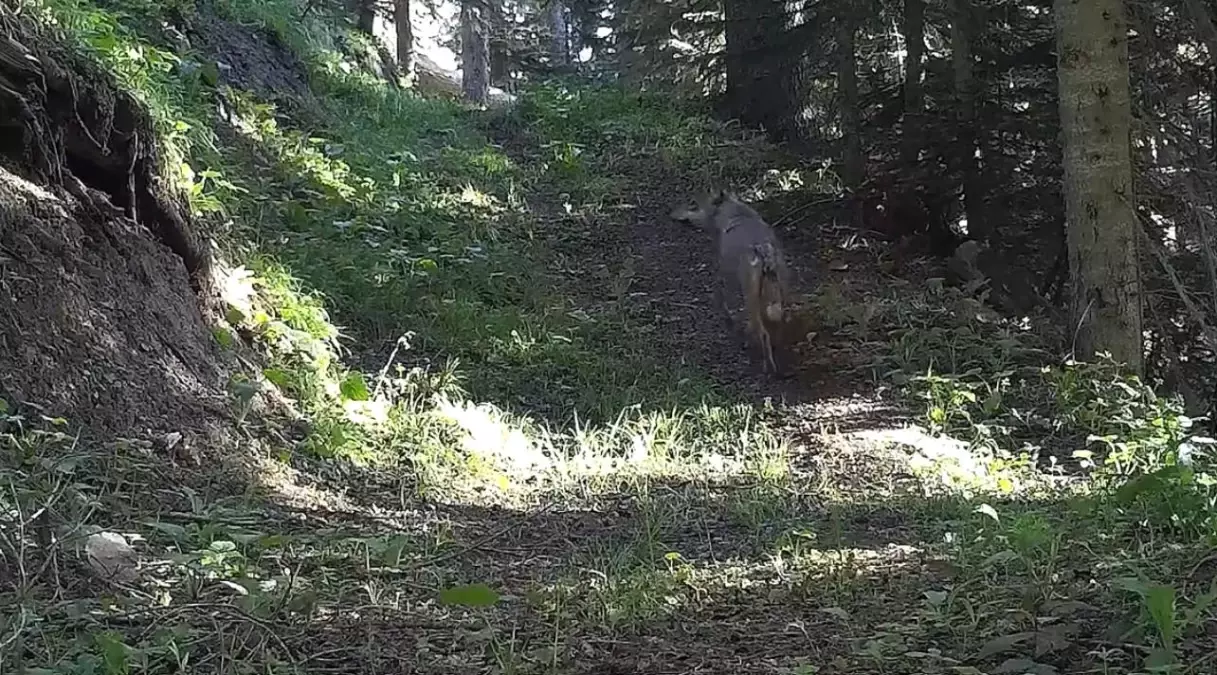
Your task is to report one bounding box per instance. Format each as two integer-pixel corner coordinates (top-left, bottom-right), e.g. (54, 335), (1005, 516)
(2, 1), (1216, 675)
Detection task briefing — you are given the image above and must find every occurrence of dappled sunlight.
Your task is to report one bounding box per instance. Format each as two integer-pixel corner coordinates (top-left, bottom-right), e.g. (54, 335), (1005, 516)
(534, 537), (944, 632)
(248, 452), (363, 513)
(214, 259), (258, 320)
(434, 396), (553, 476)
(0, 164), (64, 204)
(844, 424), (1070, 499)
(425, 394), (791, 496)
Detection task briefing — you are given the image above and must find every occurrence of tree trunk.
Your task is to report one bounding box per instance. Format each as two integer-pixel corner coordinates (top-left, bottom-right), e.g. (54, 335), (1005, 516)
(901, 0), (925, 165)
(615, 0), (640, 83)
(950, 0), (986, 240)
(1055, 0), (1143, 374)
(549, 0), (570, 68)
(357, 0), (375, 34)
(839, 13), (862, 192)
(569, 8), (584, 66)
(1181, 0), (1217, 248)
(724, 0), (795, 137)
(394, 0), (415, 85)
(490, 36), (508, 87)
(461, 0), (490, 104)
(722, 0), (752, 115)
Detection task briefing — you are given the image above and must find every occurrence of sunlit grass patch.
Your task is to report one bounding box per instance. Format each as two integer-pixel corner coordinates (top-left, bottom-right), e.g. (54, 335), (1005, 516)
(411, 397), (790, 502)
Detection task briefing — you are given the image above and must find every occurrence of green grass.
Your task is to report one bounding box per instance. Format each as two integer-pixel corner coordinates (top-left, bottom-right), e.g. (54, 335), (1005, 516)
(3, 0), (1217, 673)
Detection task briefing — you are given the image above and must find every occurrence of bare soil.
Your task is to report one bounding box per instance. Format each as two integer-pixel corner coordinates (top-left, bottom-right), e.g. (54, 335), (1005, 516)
(0, 7), (329, 440)
(0, 10), (234, 439)
(0, 162), (229, 437)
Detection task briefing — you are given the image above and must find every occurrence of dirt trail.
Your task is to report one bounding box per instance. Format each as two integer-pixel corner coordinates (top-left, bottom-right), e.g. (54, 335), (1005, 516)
(243, 116), (934, 675)
(489, 114), (902, 441)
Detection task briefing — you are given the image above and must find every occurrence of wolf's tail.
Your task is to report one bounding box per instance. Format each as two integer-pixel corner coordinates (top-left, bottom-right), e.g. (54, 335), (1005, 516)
(748, 241), (785, 323)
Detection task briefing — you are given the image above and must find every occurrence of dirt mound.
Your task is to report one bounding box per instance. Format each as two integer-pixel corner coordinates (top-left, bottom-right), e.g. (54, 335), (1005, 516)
(0, 10), (230, 436)
(187, 11), (312, 104)
(0, 164), (229, 436)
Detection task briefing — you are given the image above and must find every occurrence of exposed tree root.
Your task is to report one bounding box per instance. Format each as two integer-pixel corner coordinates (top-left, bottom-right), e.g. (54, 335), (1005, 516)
(0, 6), (213, 299)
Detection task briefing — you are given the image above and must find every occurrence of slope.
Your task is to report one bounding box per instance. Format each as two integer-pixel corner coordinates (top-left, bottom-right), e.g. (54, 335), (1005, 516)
(1, 1), (1215, 675)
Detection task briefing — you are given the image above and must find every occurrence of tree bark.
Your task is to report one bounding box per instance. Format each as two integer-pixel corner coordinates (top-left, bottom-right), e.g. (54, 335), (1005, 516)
(615, 0), (640, 83)
(901, 0), (925, 165)
(1055, 0), (1143, 374)
(550, 0), (570, 68)
(722, 0), (753, 116)
(357, 0), (375, 34)
(839, 13), (862, 192)
(1181, 0), (1217, 248)
(950, 0), (986, 240)
(394, 0), (415, 85)
(490, 36), (508, 87)
(721, 0), (795, 137)
(461, 0), (490, 105)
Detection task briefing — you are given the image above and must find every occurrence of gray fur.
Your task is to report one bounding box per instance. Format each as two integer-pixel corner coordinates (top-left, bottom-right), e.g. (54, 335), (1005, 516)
(671, 190), (794, 373)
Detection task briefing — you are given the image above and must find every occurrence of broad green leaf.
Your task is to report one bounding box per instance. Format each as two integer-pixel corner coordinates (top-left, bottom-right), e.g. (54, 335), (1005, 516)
(200, 60), (221, 87)
(263, 368), (291, 389)
(1113, 576), (1150, 597)
(340, 372), (371, 401)
(143, 521), (189, 540)
(440, 583), (500, 607)
(95, 631), (129, 675)
(1145, 585), (1176, 649)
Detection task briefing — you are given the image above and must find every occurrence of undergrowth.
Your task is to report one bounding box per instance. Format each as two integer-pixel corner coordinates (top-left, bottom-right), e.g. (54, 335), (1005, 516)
(26, 0), (764, 475)
(2, 0), (1217, 673)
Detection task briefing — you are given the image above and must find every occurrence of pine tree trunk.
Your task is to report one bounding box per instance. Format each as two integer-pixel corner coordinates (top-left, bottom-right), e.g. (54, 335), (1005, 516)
(950, 0), (986, 240)
(394, 0), (415, 85)
(357, 0), (375, 34)
(461, 0), (490, 104)
(839, 13), (862, 192)
(722, 0), (752, 115)
(615, 0), (639, 83)
(901, 0), (925, 165)
(490, 37), (508, 87)
(1055, 0), (1143, 373)
(550, 1), (569, 68)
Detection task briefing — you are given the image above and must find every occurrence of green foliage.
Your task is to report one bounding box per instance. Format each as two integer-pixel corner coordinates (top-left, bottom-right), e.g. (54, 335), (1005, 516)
(872, 282), (1216, 534)
(440, 583), (502, 607)
(28, 0), (757, 478)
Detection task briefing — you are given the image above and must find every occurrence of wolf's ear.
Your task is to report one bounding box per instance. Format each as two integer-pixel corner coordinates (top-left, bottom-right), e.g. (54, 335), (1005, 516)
(711, 188), (729, 206)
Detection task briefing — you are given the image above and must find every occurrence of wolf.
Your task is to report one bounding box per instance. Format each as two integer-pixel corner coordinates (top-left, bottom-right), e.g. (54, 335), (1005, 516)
(671, 189), (795, 376)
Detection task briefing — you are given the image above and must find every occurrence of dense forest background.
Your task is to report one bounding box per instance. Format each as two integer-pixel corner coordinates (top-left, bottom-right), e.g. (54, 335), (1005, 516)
(368, 0), (1217, 412)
